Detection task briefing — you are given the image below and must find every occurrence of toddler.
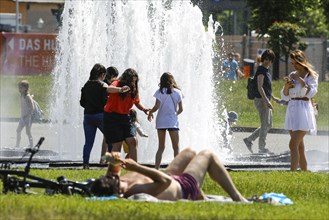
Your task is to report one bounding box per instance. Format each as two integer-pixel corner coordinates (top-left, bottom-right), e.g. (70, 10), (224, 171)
(123, 109), (148, 158)
(16, 80), (34, 148)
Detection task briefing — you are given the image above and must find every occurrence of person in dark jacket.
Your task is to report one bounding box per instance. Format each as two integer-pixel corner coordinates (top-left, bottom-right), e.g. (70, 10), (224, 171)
(243, 49), (275, 154)
(80, 63), (108, 169)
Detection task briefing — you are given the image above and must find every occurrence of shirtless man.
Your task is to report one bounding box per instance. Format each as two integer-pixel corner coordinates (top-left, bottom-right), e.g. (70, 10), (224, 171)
(91, 148), (247, 202)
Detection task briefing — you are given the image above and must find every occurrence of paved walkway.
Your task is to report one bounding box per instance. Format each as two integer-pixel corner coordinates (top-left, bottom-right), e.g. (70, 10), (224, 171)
(1, 120), (328, 171)
(230, 130), (329, 171)
(231, 128), (328, 155)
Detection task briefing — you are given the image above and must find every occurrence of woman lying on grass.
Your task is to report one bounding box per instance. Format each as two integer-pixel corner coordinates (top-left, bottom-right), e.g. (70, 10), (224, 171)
(91, 148), (248, 202)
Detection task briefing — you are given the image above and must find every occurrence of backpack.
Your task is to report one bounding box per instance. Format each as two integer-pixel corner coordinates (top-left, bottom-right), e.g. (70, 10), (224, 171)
(31, 99), (44, 123)
(247, 75), (258, 100)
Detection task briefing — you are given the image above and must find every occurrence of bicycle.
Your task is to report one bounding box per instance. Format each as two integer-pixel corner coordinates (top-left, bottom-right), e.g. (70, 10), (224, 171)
(0, 137), (94, 196)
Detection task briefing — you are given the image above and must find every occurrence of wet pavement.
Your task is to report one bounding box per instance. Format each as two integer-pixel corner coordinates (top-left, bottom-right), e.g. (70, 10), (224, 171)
(1, 120), (328, 171)
(229, 129), (329, 171)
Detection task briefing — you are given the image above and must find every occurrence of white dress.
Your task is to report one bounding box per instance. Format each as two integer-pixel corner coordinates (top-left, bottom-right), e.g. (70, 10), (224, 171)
(280, 71), (318, 134)
(153, 88), (183, 129)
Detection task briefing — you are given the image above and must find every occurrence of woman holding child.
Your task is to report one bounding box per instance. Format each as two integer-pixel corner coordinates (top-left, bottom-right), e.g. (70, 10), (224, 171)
(103, 68), (149, 162)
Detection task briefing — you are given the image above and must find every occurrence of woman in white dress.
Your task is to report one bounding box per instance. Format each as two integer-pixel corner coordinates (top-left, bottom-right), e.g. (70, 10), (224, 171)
(148, 72), (183, 169)
(281, 50), (318, 171)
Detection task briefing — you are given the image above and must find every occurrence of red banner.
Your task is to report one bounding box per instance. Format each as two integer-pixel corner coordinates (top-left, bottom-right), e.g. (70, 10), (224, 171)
(0, 32), (57, 75)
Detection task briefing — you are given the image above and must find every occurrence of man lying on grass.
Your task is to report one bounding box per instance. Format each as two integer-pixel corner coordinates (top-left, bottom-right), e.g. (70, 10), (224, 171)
(91, 148), (248, 202)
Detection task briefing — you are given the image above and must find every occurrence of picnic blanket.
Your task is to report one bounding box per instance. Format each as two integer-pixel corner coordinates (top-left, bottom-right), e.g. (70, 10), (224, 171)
(86, 192), (293, 205)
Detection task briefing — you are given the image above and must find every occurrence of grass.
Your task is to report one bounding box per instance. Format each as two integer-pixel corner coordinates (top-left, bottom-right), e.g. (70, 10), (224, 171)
(0, 75), (52, 118)
(1, 75), (328, 130)
(0, 169), (328, 219)
(216, 79), (329, 130)
(0, 75), (328, 219)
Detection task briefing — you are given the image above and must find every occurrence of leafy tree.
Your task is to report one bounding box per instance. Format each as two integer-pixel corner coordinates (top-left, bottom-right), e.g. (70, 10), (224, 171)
(245, 0), (327, 79)
(294, 0), (329, 38)
(267, 22), (307, 77)
(246, 0), (312, 37)
(322, 0), (329, 23)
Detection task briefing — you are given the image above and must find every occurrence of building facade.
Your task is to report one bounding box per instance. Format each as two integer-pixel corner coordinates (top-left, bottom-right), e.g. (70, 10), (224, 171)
(0, 0), (63, 33)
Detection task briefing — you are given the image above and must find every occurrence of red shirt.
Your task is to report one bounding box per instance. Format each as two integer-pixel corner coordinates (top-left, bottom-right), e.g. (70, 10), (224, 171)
(104, 80), (140, 114)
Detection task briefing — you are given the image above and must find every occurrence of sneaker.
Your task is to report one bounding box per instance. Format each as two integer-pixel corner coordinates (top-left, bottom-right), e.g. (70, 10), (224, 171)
(83, 164), (90, 169)
(243, 138), (253, 153)
(259, 148), (274, 154)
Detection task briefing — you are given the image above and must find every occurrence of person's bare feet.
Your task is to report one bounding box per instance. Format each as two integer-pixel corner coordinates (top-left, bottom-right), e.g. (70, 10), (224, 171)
(100, 159), (108, 165)
(231, 193), (250, 203)
(101, 152), (121, 165)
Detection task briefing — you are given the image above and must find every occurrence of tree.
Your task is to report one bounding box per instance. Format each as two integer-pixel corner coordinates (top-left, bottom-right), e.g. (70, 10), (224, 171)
(294, 0), (329, 38)
(247, 0), (314, 79)
(246, 0), (313, 37)
(267, 22), (307, 78)
(321, 0), (329, 23)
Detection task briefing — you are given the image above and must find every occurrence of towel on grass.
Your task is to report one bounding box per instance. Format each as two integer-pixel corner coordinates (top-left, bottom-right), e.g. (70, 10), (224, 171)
(128, 193), (236, 203)
(86, 193), (234, 203)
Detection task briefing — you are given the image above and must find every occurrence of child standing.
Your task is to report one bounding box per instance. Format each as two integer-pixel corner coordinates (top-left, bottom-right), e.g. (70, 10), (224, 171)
(16, 80), (34, 148)
(148, 72), (183, 169)
(123, 109), (148, 159)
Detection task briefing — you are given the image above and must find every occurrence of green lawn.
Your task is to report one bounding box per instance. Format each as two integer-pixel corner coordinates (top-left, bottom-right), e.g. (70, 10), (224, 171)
(1, 75), (328, 130)
(216, 79), (329, 130)
(0, 75), (52, 119)
(0, 169), (328, 219)
(0, 75), (328, 219)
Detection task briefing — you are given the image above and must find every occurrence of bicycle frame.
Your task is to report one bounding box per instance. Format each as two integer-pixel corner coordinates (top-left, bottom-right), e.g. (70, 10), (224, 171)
(0, 137), (93, 196)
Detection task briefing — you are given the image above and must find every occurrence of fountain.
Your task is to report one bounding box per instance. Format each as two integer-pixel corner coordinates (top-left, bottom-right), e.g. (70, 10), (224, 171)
(1, 1), (327, 171)
(49, 0), (227, 164)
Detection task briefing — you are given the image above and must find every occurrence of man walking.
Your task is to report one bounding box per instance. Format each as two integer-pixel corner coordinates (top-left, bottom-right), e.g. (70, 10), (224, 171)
(243, 49), (275, 154)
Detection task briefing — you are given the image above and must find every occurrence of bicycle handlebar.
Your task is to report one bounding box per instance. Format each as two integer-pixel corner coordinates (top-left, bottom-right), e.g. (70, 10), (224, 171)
(23, 137), (45, 193)
(1, 137), (94, 196)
